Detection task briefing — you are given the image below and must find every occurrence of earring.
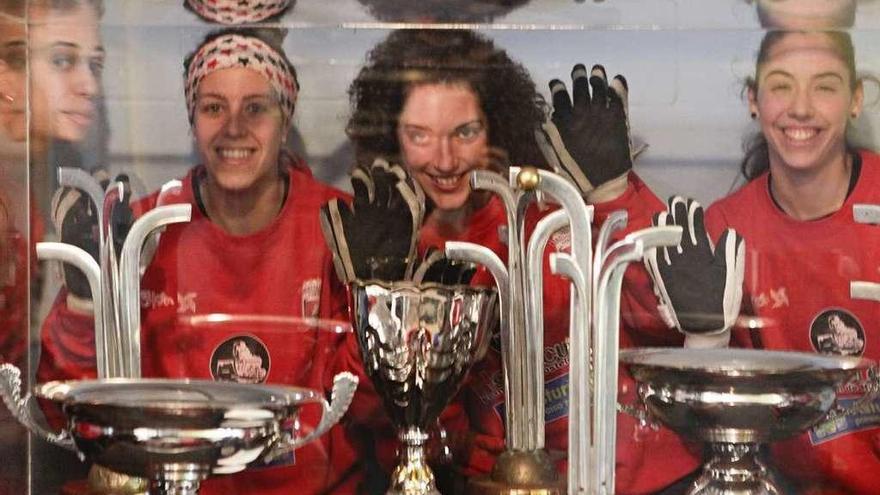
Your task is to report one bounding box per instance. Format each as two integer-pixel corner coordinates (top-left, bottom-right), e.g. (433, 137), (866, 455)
(851, 111), (859, 119)
(750, 111), (757, 119)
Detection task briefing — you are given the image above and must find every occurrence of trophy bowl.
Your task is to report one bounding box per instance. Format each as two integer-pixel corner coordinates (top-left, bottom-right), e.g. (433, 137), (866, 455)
(0, 365), (356, 495)
(620, 348), (875, 495)
(349, 280), (498, 495)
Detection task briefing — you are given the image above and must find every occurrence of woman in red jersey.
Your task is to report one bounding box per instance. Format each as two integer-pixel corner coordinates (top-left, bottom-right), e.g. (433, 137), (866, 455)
(698, 30), (878, 495)
(340, 28), (700, 494)
(39, 27), (362, 495)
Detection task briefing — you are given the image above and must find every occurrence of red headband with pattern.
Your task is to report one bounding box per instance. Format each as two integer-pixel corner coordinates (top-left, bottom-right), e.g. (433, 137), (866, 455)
(186, 0), (291, 25)
(185, 33), (298, 128)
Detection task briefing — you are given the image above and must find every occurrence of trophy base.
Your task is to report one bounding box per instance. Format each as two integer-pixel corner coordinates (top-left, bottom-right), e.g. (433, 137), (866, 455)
(687, 442), (781, 495)
(466, 450), (565, 495)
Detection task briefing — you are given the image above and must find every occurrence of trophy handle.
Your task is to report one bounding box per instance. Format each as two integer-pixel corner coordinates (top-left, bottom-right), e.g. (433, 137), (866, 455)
(0, 364), (77, 451)
(264, 372), (358, 462)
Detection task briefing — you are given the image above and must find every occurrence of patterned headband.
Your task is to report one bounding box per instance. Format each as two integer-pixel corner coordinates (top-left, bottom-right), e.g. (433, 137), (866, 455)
(186, 0), (291, 25)
(185, 34), (298, 128)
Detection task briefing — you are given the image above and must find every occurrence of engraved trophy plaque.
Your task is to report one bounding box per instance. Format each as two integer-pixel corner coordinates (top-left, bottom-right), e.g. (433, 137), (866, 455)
(349, 280), (498, 495)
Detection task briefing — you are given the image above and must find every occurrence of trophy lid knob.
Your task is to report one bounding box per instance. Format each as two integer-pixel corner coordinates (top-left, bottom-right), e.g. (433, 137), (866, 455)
(516, 166), (541, 191)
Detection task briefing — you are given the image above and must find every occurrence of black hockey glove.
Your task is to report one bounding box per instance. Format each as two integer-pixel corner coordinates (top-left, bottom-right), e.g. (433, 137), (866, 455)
(51, 172), (133, 303)
(320, 159), (424, 283)
(537, 63), (633, 203)
(412, 247), (477, 285)
(644, 196), (746, 346)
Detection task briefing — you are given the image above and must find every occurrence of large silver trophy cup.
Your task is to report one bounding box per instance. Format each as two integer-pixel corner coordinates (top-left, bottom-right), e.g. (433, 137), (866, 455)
(0, 364), (357, 495)
(350, 280), (498, 495)
(621, 347), (875, 495)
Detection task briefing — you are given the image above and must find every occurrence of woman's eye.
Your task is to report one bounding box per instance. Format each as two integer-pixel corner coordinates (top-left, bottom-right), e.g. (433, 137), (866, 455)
(816, 84), (838, 93)
(51, 53), (77, 71)
(245, 101), (269, 115)
(456, 125), (482, 140)
(89, 57), (105, 78)
(769, 83), (791, 93)
(407, 131), (430, 145)
(199, 102), (223, 115)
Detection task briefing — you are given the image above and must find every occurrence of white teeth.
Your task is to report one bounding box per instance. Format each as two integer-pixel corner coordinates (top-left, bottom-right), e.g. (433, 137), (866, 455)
(219, 148), (253, 159)
(784, 128), (817, 141)
(431, 174), (463, 187)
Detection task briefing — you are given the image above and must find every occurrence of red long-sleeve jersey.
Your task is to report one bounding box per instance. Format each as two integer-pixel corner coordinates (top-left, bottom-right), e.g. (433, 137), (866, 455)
(38, 158), (362, 494)
(705, 149), (880, 495)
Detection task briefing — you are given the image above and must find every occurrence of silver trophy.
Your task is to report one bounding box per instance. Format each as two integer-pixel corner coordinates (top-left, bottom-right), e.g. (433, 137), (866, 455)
(20, 169), (359, 494)
(0, 363), (356, 495)
(447, 167), (682, 495)
(620, 347), (875, 495)
(349, 280), (498, 495)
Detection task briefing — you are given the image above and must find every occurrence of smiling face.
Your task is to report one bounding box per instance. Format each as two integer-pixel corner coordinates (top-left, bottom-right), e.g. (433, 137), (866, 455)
(193, 67), (285, 193)
(28, 4), (104, 145)
(0, 18), (26, 141)
(397, 82), (489, 213)
(749, 32), (862, 175)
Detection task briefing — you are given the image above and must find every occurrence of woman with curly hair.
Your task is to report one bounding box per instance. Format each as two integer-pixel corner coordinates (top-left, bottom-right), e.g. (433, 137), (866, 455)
(339, 28), (700, 493)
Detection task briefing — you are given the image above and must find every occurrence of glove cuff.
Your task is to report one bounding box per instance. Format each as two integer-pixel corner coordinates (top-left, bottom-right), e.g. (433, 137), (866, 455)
(66, 292), (94, 316)
(684, 330), (731, 349)
(585, 173), (628, 204)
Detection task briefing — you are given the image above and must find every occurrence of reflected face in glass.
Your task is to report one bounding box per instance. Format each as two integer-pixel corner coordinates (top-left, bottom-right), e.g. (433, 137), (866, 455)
(193, 67), (285, 193)
(749, 33), (862, 174)
(0, 19), (26, 141)
(28, 4), (104, 145)
(397, 83), (489, 213)
(756, 0), (856, 29)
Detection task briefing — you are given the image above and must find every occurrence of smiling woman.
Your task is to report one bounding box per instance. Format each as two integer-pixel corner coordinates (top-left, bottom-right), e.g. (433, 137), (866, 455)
(36, 27), (363, 495)
(701, 29), (880, 493)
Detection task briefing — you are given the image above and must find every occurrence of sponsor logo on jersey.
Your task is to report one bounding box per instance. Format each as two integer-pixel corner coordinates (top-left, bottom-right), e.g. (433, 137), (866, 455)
(210, 334), (271, 383)
(809, 395), (880, 445)
(809, 308), (866, 357)
(140, 289), (198, 314)
(301, 278), (321, 317)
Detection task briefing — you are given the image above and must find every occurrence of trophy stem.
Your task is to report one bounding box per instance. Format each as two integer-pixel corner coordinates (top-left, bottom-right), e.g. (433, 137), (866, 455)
(388, 427), (439, 495)
(688, 442), (781, 495)
(147, 464), (209, 495)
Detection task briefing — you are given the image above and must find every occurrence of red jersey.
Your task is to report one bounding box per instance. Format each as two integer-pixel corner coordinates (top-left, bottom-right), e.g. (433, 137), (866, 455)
(419, 173), (699, 493)
(705, 149), (880, 494)
(38, 159), (361, 495)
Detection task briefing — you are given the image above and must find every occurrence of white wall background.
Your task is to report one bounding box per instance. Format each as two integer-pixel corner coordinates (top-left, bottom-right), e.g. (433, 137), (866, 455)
(96, 0), (880, 206)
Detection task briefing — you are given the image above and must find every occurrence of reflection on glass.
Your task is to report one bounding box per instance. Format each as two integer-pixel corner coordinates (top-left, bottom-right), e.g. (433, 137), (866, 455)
(356, 0), (532, 23)
(183, 0), (295, 25)
(752, 0), (857, 28)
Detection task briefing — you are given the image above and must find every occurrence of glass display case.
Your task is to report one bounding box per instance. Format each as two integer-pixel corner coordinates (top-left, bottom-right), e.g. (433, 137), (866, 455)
(2, 1), (880, 494)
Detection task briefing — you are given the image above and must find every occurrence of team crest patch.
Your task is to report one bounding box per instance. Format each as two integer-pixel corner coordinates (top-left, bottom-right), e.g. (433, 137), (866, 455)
(809, 308), (866, 357)
(210, 334), (271, 383)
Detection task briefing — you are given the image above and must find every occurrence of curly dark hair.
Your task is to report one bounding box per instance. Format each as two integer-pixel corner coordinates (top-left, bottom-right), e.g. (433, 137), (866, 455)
(347, 28), (547, 170)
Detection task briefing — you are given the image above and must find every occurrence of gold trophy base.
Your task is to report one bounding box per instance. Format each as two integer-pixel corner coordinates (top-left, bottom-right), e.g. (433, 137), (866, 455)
(466, 450), (565, 495)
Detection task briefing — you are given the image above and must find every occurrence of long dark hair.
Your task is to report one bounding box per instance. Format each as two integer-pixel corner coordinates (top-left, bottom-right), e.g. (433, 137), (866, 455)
(347, 28), (547, 170)
(740, 30), (858, 181)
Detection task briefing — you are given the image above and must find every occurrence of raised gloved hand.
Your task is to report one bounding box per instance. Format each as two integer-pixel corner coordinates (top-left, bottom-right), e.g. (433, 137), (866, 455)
(644, 196), (746, 348)
(412, 247), (477, 285)
(320, 158), (424, 282)
(536, 63), (633, 203)
(51, 171), (134, 312)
